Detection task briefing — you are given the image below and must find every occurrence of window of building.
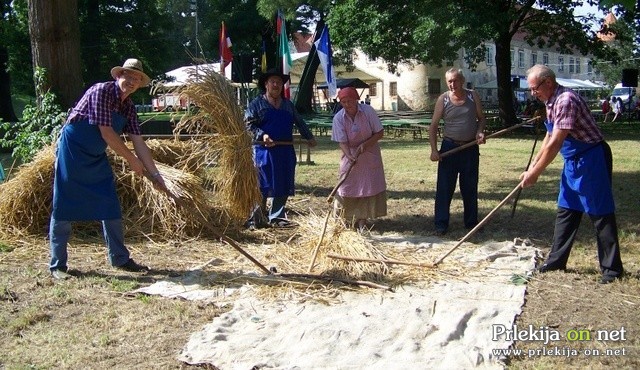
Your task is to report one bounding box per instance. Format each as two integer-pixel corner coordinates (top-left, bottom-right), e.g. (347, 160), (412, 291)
(558, 56), (564, 71)
(368, 83), (377, 97)
(510, 48), (515, 67)
(390, 82), (398, 96)
(344, 51), (354, 65)
(518, 49), (525, 68)
(576, 58), (581, 74)
(428, 79), (441, 94)
(543, 53), (549, 65)
(587, 62), (593, 74)
(531, 53), (538, 67)
(486, 46), (494, 66)
(569, 57), (575, 73)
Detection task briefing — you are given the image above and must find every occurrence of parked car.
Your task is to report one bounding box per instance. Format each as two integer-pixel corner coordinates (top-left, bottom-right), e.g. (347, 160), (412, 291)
(611, 83), (636, 106)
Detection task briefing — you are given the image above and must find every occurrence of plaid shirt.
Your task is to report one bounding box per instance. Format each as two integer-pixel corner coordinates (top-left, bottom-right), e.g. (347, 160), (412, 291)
(546, 85), (602, 143)
(67, 81), (141, 135)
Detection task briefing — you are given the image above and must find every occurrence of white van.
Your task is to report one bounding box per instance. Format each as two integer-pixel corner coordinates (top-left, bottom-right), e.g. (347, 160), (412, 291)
(610, 83), (636, 105)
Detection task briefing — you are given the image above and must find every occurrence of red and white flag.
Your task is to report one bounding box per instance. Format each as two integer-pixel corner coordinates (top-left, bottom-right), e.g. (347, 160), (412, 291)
(219, 22), (233, 75)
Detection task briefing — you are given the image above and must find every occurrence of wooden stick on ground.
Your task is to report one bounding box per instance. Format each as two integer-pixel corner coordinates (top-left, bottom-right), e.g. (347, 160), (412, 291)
(432, 183), (522, 266)
(327, 253), (435, 268)
(439, 117), (539, 160)
(276, 272), (392, 291)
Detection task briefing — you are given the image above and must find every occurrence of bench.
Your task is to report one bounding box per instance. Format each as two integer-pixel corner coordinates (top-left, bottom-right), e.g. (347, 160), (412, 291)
(393, 127), (423, 140)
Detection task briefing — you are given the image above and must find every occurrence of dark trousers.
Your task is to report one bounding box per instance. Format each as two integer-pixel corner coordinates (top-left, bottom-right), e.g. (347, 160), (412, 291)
(544, 207), (624, 277)
(434, 140), (479, 231)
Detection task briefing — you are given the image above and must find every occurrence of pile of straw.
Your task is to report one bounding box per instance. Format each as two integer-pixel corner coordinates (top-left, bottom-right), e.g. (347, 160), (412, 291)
(1, 70), (262, 240)
(0, 146), (55, 237)
(293, 211), (389, 282)
(175, 69), (260, 222)
(0, 146), (215, 240)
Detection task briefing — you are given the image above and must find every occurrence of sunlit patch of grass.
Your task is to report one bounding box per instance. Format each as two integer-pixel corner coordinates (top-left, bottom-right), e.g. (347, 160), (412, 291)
(107, 278), (139, 292)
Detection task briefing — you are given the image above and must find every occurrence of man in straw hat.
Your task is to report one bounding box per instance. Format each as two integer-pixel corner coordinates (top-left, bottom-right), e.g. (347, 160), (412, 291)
(49, 58), (166, 280)
(521, 64), (623, 284)
(331, 87), (387, 232)
(244, 68), (317, 229)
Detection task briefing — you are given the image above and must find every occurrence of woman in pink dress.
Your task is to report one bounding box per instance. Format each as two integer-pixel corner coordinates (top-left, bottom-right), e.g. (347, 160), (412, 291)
(331, 87), (387, 231)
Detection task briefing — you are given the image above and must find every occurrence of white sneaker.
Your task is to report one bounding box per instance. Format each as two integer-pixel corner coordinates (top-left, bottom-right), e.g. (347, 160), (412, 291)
(51, 269), (72, 280)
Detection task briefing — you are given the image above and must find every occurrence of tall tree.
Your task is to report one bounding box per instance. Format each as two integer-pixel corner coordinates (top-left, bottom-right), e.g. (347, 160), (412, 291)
(328, 0), (619, 124)
(28, 0), (83, 108)
(0, 0), (18, 122)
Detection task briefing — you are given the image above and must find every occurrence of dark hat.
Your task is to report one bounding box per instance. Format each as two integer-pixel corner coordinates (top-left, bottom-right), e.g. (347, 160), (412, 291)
(258, 68), (290, 90)
(111, 58), (151, 87)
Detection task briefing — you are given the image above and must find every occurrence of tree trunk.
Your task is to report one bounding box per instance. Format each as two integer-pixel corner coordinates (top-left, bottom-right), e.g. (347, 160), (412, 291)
(0, 45), (18, 122)
(83, 0), (101, 86)
(28, 0), (83, 109)
(494, 34), (519, 127)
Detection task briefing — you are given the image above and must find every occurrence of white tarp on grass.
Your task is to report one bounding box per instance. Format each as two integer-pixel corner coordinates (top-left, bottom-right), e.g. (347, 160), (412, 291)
(164, 238), (539, 369)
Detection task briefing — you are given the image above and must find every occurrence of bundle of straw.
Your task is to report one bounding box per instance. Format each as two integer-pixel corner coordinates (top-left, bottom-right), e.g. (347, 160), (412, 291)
(175, 69), (261, 222)
(110, 157), (214, 237)
(144, 139), (219, 175)
(294, 211), (389, 281)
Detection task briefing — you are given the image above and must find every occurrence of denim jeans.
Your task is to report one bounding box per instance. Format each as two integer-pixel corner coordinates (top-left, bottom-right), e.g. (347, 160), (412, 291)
(434, 140), (479, 231)
(49, 218), (131, 271)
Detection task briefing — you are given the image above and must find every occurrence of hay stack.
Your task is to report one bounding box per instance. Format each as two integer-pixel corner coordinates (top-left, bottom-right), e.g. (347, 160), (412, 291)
(0, 146), (215, 240)
(174, 69), (260, 222)
(0, 146), (55, 237)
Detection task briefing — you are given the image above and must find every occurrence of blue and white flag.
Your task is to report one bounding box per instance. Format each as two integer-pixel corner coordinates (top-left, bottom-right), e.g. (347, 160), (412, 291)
(314, 25), (336, 98)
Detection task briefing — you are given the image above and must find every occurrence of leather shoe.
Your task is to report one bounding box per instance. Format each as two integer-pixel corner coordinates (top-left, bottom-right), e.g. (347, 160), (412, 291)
(537, 263), (565, 273)
(599, 275), (619, 284)
(116, 259), (150, 272)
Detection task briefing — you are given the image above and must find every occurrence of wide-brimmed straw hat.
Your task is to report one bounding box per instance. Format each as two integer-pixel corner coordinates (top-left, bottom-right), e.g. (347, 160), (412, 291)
(258, 68), (290, 90)
(110, 58), (151, 87)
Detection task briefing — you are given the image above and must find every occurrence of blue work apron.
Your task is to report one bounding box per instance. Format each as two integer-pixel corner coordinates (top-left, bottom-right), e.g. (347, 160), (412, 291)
(52, 113), (127, 221)
(253, 108), (296, 198)
(545, 120), (615, 215)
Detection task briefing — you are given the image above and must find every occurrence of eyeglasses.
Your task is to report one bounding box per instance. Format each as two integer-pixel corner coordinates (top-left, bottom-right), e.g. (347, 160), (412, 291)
(530, 78), (547, 94)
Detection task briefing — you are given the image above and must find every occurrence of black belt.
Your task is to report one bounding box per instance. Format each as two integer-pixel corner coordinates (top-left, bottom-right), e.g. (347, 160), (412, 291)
(444, 137), (474, 145)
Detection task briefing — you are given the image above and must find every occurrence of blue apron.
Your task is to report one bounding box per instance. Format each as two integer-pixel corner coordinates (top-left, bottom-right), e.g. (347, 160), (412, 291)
(545, 120), (614, 215)
(52, 113), (127, 221)
(253, 108), (296, 198)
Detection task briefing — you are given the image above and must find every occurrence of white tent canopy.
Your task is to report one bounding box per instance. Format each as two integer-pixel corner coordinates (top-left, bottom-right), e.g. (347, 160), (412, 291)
(156, 63), (220, 88)
(476, 78), (605, 90)
(155, 63), (256, 90)
(289, 52), (382, 85)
